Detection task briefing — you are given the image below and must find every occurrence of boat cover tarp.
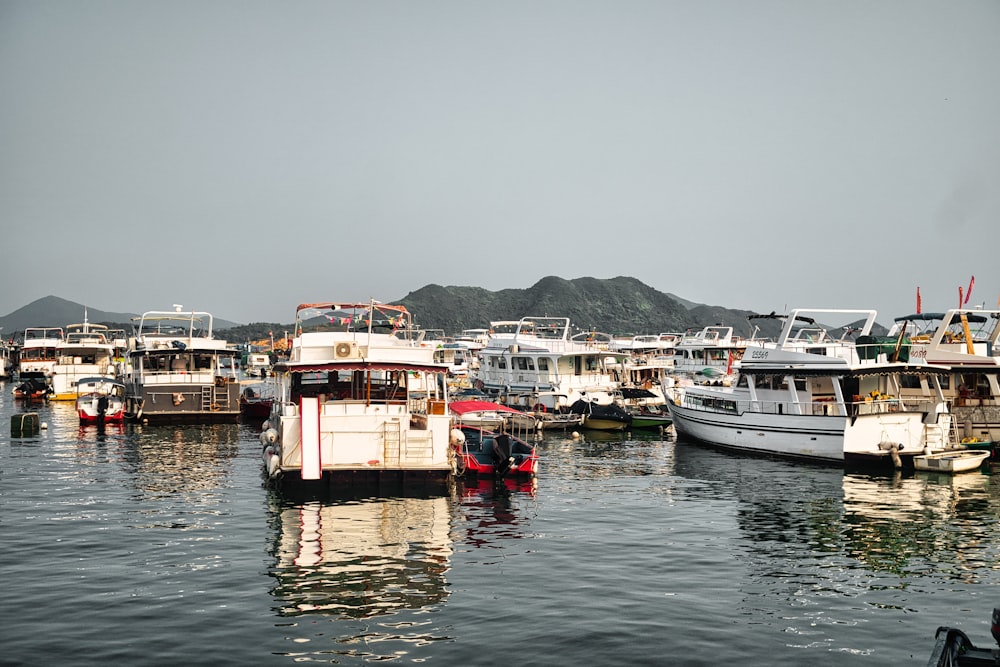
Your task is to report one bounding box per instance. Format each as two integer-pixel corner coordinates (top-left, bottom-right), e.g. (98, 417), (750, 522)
(856, 335), (910, 362)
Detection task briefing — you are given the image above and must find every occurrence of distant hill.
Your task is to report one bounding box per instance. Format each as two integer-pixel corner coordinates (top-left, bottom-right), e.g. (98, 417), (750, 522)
(0, 295), (240, 337)
(0, 281), (882, 342)
(396, 276), (772, 337)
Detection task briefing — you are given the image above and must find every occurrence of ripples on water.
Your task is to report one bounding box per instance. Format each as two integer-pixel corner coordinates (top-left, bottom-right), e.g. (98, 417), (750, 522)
(2, 394), (998, 665)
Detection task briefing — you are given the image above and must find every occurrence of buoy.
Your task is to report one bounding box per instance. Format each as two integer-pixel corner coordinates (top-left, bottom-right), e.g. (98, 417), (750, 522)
(11, 413), (40, 436)
(571, 431), (580, 439)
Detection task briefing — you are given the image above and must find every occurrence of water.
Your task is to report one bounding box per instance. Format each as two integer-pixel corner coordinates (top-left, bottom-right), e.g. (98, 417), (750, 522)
(2, 390), (999, 666)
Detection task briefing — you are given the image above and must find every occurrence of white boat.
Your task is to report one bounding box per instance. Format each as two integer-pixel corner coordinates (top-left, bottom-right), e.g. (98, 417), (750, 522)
(13, 326), (64, 398)
(668, 308), (954, 467)
(913, 449), (990, 473)
(260, 301), (456, 488)
(121, 307), (241, 423)
(474, 316), (628, 412)
(888, 309), (1000, 444)
(75, 376), (126, 424)
(50, 318), (119, 401)
(670, 325), (766, 386)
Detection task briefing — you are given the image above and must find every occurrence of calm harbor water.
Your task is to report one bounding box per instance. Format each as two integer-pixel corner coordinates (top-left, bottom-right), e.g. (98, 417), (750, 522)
(2, 386), (999, 666)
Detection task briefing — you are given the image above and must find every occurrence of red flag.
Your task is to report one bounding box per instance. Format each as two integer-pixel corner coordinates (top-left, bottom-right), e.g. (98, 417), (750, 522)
(959, 286), (964, 309)
(965, 275), (974, 304)
(916, 287), (922, 314)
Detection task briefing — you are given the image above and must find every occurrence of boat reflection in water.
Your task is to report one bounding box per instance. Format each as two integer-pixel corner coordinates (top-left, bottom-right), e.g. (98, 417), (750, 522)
(269, 495), (454, 619)
(841, 471), (995, 578)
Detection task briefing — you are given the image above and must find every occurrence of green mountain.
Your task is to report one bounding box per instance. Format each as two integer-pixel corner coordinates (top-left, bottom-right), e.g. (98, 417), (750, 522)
(397, 276), (768, 337)
(0, 280), (878, 343)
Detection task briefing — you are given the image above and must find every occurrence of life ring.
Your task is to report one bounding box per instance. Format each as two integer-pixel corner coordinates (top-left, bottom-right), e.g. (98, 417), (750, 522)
(209, 403), (221, 411)
(533, 403), (547, 413)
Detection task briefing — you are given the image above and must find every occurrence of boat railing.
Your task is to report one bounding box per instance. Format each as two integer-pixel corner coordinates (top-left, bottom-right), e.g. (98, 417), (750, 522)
(685, 394), (937, 418)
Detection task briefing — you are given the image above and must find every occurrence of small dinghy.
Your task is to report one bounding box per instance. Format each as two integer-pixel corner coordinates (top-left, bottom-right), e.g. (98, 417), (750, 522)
(913, 449), (990, 474)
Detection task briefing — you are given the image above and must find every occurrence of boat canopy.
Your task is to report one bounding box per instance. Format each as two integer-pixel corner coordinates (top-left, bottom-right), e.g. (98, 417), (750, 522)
(274, 361), (448, 375)
(449, 400), (523, 415)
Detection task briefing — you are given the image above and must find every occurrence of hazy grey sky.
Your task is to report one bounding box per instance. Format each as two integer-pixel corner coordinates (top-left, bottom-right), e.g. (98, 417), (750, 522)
(3, 1), (998, 326)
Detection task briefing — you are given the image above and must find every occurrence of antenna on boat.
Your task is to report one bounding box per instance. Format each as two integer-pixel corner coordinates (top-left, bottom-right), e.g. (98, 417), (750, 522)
(173, 304), (183, 312)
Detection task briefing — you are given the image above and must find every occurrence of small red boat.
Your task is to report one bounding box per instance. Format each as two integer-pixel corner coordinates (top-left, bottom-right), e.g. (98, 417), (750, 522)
(75, 377), (126, 424)
(451, 425), (539, 479)
(12, 375), (53, 400)
(240, 382), (275, 420)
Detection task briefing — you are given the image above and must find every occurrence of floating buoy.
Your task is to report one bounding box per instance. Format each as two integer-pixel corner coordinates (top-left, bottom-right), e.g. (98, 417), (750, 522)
(11, 413), (40, 436)
(571, 431), (580, 439)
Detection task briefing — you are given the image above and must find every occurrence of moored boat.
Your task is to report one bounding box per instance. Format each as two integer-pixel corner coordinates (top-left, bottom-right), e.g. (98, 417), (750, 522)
(50, 317), (118, 401)
(449, 399), (523, 430)
(239, 380), (275, 420)
(450, 425), (539, 479)
(260, 301), (456, 490)
(75, 376), (126, 424)
(668, 308), (954, 467)
(913, 449), (990, 473)
(926, 608), (1000, 666)
(122, 308), (241, 424)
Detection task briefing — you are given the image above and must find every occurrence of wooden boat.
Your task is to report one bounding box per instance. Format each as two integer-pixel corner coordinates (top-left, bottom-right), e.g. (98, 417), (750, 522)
(927, 608), (999, 666)
(75, 377), (126, 424)
(450, 425), (539, 479)
(913, 449), (990, 473)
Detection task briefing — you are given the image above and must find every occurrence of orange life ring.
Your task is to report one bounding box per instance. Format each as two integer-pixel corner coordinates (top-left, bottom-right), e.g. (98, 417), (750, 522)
(533, 403), (547, 413)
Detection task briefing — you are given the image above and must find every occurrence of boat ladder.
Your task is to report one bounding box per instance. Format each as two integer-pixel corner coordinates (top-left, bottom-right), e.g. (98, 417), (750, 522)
(201, 385), (230, 412)
(382, 421), (401, 466)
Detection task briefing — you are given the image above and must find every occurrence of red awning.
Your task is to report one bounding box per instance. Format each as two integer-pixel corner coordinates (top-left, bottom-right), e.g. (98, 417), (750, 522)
(274, 361), (448, 374)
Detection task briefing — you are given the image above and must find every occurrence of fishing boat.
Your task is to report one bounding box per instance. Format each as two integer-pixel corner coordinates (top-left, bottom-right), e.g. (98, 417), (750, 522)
(913, 449), (990, 473)
(260, 301), (456, 489)
(121, 308), (241, 424)
(927, 608), (1000, 666)
(668, 308), (954, 467)
(75, 376), (126, 424)
(450, 425), (539, 479)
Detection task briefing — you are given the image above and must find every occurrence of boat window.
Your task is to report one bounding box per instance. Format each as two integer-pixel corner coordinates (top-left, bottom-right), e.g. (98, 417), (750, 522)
(538, 358), (549, 371)
(498, 357), (507, 369)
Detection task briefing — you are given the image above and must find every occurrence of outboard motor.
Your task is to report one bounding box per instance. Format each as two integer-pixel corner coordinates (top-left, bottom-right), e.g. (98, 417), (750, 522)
(96, 395), (109, 421)
(492, 433), (515, 479)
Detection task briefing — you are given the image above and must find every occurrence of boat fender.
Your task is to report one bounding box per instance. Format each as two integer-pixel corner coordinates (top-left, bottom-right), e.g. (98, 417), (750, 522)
(260, 428), (278, 445)
(449, 428), (466, 447)
(261, 419), (271, 432)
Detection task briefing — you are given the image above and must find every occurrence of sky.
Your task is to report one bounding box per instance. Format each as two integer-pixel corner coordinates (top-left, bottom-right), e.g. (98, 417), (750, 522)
(2, 1), (999, 326)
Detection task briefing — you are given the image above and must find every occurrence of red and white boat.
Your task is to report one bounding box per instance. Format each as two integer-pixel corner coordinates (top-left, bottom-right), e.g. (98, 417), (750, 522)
(449, 399), (524, 430)
(75, 376), (126, 424)
(450, 425), (539, 479)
